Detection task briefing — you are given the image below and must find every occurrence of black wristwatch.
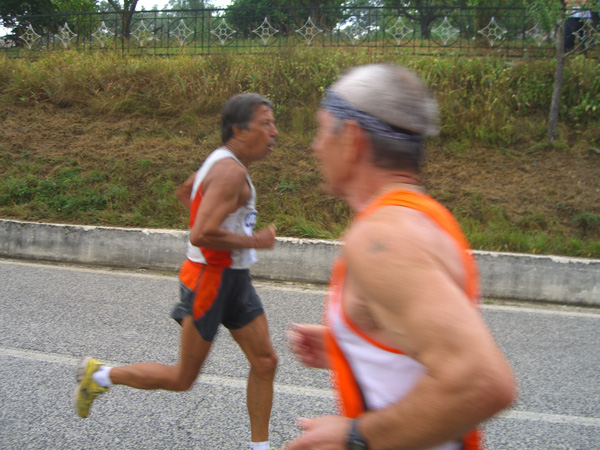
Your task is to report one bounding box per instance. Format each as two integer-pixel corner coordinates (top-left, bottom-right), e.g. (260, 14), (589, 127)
(347, 419), (369, 449)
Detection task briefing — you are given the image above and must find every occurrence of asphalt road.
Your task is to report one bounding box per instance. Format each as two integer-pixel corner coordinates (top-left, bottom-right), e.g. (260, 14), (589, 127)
(1, 258), (599, 450)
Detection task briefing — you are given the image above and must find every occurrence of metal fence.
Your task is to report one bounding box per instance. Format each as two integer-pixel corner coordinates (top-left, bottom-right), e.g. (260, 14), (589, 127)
(2, 5), (599, 58)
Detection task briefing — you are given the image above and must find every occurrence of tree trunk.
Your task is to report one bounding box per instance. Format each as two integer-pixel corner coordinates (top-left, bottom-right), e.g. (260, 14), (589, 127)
(122, 0), (139, 39)
(547, 22), (565, 142)
(122, 11), (133, 38)
(106, 0), (138, 39)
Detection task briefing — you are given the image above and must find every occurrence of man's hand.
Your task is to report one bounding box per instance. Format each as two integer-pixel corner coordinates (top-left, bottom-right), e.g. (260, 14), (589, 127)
(286, 416), (352, 450)
(288, 324), (329, 369)
(253, 224), (277, 249)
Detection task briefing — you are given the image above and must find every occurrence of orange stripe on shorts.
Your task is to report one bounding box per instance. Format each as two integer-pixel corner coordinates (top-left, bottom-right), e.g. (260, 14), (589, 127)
(179, 259), (224, 320)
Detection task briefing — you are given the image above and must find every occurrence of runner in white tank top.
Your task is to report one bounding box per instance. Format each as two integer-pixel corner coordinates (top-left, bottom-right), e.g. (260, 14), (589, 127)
(74, 93), (279, 450)
(186, 147), (258, 269)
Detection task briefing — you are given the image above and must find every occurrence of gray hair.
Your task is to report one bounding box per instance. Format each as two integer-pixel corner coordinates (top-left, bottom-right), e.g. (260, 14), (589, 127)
(221, 93), (273, 144)
(328, 64), (439, 172)
(330, 64), (439, 137)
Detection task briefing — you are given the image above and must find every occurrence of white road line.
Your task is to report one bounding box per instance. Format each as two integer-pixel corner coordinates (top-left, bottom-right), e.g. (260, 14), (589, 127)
(0, 346), (333, 399)
(2, 346), (599, 427)
(254, 281), (328, 295)
(0, 258), (177, 280)
(481, 303), (600, 318)
(499, 410), (600, 427)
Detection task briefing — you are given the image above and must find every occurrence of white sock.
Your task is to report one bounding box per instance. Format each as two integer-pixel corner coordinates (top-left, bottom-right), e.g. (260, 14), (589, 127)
(92, 366), (113, 387)
(250, 441), (270, 450)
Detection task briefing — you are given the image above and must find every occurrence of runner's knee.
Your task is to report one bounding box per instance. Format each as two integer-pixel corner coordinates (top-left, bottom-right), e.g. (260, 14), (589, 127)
(165, 366), (201, 392)
(169, 375), (196, 392)
(251, 351), (278, 378)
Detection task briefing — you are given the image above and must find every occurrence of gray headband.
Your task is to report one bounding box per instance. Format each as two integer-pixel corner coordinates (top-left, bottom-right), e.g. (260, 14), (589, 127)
(320, 89), (423, 142)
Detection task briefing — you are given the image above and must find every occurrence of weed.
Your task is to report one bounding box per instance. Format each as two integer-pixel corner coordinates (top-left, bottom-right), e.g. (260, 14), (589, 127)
(1, 175), (38, 205)
(276, 175), (299, 193)
(572, 212), (600, 237)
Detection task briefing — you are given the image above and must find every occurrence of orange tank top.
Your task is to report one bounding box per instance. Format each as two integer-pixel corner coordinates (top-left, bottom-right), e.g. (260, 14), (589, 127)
(324, 189), (481, 450)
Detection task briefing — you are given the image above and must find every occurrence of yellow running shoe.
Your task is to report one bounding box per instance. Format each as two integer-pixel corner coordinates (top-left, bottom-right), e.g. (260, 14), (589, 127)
(73, 357), (109, 418)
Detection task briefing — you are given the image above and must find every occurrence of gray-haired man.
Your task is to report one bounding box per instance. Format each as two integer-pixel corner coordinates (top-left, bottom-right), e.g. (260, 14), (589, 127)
(288, 64), (516, 450)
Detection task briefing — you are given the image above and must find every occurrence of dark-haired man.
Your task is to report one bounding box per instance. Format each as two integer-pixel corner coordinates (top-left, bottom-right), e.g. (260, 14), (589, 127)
(288, 65), (516, 450)
(75, 93), (279, 450)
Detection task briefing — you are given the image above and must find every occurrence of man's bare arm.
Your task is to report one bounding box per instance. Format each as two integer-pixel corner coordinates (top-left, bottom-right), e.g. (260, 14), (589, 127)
(288, 210), (515, 450)
(189, 159), (275, 250)
(345, 215), (516, 449)
(176, 172), (196, 212)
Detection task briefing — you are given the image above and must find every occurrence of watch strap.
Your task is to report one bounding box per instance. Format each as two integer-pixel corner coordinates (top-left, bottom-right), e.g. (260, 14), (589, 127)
(347, 419), (369, 449)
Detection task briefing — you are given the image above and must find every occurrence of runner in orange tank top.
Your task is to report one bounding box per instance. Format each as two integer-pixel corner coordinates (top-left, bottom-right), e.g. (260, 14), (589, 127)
(288, 64), (516, 450)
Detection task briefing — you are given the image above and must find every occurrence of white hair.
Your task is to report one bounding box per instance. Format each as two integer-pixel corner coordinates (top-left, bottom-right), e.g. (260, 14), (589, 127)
(330, 64), (439, 137)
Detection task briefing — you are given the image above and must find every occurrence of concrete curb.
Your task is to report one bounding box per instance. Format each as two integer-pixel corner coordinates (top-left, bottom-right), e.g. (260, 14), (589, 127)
(1, 219), (598, 306)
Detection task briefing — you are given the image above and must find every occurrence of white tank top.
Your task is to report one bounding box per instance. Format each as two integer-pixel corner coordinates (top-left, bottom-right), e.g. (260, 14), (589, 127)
(327, 287), (461, 450)
(185, 148), (257, 269)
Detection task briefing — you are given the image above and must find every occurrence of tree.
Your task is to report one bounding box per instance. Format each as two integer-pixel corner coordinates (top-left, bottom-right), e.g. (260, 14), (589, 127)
(382, 0), (469, 39)
(105, 0), (139, 37)
(53, 0), (98, 13)
(225, 0), (345, 36)
(166, 0), (207, 10)
(52, 0), (99, 37)
(163, 0), (210, 42)
(0, 0), (57, 38)
(527, 0), (599, 142)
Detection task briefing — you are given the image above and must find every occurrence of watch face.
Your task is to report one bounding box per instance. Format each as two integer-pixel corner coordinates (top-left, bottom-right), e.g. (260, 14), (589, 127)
(348, 435), (368, 449)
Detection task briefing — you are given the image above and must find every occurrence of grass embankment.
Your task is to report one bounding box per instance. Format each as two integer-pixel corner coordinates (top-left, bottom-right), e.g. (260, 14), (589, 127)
(0, 49), (599, 257)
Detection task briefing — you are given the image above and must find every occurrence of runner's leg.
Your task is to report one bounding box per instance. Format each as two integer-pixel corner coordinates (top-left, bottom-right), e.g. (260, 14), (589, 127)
(230, 313), (278, 443)
(109, 316), (211, 391)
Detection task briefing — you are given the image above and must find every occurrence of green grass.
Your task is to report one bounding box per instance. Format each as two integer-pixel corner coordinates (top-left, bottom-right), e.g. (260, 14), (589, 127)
(0, 48), (599, 258)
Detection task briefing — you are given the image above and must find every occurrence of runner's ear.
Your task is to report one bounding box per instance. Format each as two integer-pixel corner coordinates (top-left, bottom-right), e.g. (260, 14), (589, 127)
(232, 125), (245, 140)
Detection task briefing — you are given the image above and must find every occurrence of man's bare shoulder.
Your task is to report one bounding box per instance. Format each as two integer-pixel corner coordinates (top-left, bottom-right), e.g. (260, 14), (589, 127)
(203, 157), (247, 189)
(344, 204), (467, 293)
(345, 206), (441, 265)
(209, 157), (247, 177)
(343, 204), (481, 353)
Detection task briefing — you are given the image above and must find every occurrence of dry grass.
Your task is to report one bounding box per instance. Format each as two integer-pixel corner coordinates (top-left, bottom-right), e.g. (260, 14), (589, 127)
(0, 49), (599, 257)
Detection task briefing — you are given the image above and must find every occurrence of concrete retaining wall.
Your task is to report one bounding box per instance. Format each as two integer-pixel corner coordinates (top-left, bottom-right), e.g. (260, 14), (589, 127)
(1, 219), (598, 306)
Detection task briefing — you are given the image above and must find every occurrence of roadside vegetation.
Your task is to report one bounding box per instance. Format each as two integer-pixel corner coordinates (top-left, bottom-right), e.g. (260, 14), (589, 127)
(0, 48), (599, 257)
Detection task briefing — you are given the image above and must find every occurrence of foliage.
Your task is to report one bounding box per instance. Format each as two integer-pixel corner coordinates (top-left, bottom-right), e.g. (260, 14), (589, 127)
(0, 0), (56, 25)
(377, 0), (533, 41)
(98, 1), (117, 11)
(52, 0), (98, 14)
(166, 0), (207, 10)
(0, 0), (57, 38)
(225, 0), (346, 35)
(48, 0), (99, 37)
(525, 0), (565, 32)
(105, 0), (139, 37)
(160, 0), (211, 41)
(466, 0), (527, 6)
(381, 0), (467, 38)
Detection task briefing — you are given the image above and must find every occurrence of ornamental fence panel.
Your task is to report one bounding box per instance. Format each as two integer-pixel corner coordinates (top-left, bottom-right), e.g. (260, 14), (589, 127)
(1, 5), (599, 58)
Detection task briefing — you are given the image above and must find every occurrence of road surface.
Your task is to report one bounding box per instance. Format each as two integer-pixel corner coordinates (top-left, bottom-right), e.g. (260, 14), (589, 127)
(1, 258), (599, 449)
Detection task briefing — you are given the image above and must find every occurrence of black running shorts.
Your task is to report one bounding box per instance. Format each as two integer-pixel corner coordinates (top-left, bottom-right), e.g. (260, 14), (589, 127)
(170, 260), (264, 342)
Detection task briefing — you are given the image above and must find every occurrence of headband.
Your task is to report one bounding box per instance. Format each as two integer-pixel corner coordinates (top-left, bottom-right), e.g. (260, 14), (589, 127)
(320, 89), (423, 142)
